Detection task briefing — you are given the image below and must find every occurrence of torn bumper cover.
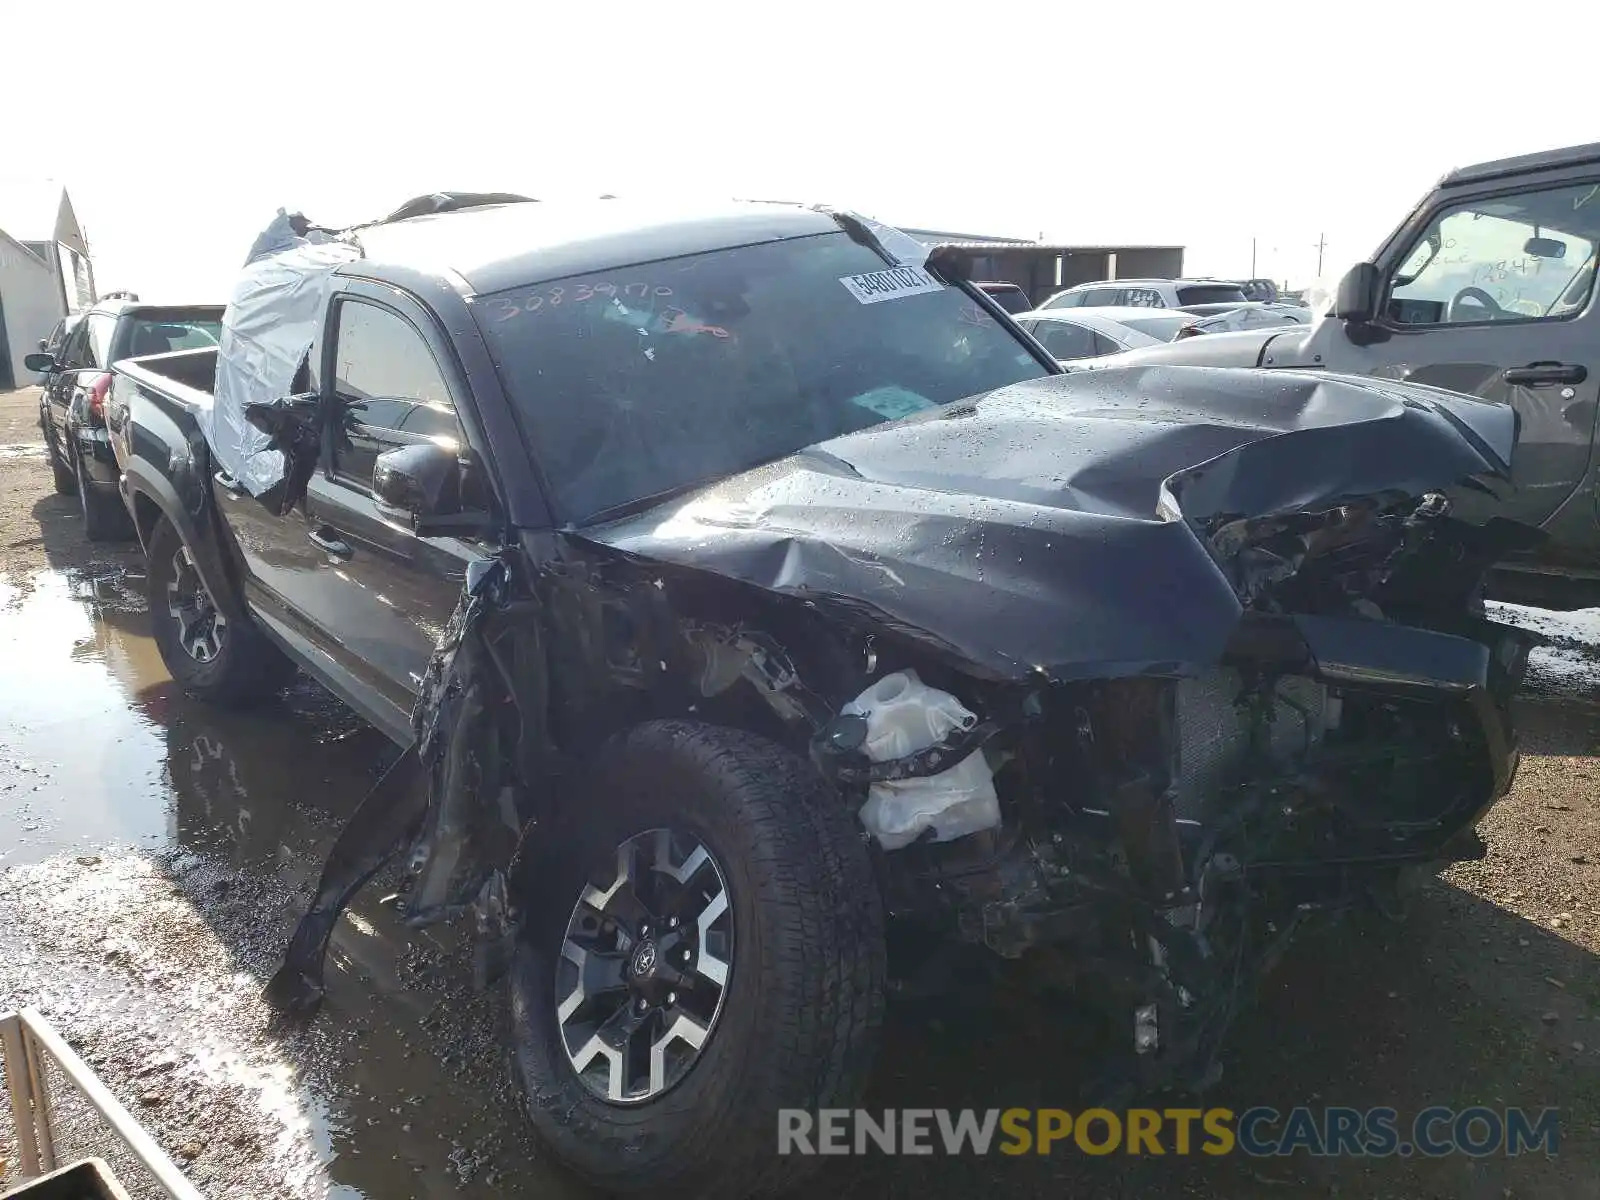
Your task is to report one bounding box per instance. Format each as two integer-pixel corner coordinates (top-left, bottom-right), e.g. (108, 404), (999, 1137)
(265, 557), (528, 1017)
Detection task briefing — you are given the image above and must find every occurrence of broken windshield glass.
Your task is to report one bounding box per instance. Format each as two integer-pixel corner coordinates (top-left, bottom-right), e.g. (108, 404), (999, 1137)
(472, 231), (1048, 525)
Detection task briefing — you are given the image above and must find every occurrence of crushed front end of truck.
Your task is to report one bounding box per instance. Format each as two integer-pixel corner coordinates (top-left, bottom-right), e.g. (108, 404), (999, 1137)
(571, 365), (1540, 1091)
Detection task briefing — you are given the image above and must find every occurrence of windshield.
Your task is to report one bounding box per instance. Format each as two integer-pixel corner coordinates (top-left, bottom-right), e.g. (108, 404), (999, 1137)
(1119, 313), (1194, 341)
(475, 231), (1049, 524)
(120, 315), (223, 359)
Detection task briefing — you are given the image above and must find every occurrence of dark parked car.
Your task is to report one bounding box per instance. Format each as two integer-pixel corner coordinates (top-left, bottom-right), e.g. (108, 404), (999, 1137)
(26, 299), (221, 538)
(975, 279), (1032, 313)
(1236, 276), (1281, 302)
(110, 199), (1534, 1199)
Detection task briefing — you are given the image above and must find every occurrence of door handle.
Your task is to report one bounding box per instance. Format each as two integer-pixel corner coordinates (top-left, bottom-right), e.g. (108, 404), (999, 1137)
(309, 526), (353, 559)
(1503, 361), (1588, 386)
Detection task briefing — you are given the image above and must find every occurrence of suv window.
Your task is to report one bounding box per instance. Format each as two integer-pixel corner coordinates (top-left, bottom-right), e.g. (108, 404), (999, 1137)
(1175, 284), (1248, 305)
(1032, 320), (1100, 359)
(474, 231), (1048, 524)
(1078, 287), (1122, 306)
(58, 321), (90, 369)
(1122, 287), (1166, 308)
(1386, 181), (1600, 325)
(330, 300), (460, 486)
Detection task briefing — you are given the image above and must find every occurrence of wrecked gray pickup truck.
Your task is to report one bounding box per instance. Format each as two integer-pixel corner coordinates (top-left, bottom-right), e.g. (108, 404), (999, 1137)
(109, 198), (1536, 1199)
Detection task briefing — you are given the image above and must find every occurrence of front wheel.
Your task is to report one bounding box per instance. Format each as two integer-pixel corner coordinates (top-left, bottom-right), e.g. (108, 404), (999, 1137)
(509, 721), (885, 1199)
(146, 517), (293, 703)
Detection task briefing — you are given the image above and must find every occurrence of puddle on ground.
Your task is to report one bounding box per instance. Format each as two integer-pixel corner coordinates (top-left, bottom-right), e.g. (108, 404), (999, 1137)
(0, 569), (572, 1198)
(0, 570), (173, 864)
(0, 443), (47, 462)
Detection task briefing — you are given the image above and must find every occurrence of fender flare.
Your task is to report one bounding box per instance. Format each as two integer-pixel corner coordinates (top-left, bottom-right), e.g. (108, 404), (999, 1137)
(123, 455), (251, 623)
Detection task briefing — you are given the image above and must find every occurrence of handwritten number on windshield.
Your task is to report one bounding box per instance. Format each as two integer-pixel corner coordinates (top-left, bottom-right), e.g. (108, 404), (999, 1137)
(488, 283), (675, 321)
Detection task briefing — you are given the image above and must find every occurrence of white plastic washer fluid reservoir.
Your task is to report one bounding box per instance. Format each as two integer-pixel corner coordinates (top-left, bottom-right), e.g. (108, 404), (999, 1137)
(841, 669), (1001, 850)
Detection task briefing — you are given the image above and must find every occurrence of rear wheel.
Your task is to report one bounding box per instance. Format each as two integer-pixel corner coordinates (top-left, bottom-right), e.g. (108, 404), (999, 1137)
(508, 720), (885, 1199)
(47, 436), (77, 496)
(146, 517), (293, 703)
(75, 445), (133, 541)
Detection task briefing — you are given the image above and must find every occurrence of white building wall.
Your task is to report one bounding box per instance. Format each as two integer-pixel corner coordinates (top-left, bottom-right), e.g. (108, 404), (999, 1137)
(0, 234), (65, 389)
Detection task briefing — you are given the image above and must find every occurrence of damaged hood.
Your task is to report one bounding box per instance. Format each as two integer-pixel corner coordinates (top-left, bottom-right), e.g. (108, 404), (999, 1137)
(583, 366), (1519, 680)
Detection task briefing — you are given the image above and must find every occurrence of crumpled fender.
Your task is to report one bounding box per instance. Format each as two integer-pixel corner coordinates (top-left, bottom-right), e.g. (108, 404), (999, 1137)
(586, 367), (1523, 682)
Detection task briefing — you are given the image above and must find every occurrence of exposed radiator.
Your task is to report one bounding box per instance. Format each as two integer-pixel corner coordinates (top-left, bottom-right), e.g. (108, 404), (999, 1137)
(1172, 670), (1331, 817)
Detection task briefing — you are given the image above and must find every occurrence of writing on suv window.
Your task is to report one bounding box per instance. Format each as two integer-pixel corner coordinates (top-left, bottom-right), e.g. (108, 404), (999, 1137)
(1390, 182), (1600, 324)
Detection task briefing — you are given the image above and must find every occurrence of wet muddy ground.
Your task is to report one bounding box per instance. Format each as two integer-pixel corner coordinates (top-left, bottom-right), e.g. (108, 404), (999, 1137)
(2, 385), (1598, 1198)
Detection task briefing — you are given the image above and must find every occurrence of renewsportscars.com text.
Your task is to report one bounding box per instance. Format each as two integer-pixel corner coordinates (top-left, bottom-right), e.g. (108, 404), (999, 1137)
(778, 1106), (1560, 1158)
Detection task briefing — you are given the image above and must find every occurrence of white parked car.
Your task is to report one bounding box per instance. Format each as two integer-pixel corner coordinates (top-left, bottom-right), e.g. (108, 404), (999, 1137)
(1014, 307), (1197, 365)
(1036, 277), (1250, 312)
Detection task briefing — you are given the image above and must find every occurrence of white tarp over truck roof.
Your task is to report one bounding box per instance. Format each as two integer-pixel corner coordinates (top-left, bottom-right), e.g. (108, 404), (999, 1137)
(209, 211), (359, 496)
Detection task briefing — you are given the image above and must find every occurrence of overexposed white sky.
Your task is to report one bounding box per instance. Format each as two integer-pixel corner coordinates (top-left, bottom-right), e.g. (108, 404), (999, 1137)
(5, 0), (1599, 302)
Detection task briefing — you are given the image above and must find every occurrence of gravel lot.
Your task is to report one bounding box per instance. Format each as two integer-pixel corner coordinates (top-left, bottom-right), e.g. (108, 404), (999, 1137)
(1, 385), (1597, 1198)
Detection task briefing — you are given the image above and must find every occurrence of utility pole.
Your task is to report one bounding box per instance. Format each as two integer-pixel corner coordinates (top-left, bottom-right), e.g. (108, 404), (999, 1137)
(1314, 232), (1328, 277)
(1250, 237), (1257, 277)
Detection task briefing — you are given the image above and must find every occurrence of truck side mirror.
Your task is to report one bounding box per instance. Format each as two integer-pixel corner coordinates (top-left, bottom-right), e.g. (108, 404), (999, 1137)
(1332, 262), (1380, 323)
(24, 352), (56, 373)
(373, 441), (462, 529)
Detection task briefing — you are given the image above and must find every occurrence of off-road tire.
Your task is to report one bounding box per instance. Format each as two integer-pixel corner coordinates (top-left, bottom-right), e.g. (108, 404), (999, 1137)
(508, 720), (885, 1200)
(76, 446), (133, 541)
(146, 517), (293, 704)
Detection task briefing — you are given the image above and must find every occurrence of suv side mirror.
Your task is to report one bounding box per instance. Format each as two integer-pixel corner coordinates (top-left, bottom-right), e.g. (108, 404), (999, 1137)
(24, 352), (56, 373)
(373, 441), (462, 529)
(1332, 262), (1380, 323)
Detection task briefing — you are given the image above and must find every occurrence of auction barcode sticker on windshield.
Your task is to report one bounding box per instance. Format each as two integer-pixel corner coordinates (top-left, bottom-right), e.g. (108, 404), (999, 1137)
(839, 265), (944, 304)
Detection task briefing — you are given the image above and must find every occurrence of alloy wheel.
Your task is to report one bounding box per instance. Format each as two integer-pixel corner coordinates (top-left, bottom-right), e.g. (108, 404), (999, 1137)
(165, 545), (228, 663)
(555, 828), (733, 1104)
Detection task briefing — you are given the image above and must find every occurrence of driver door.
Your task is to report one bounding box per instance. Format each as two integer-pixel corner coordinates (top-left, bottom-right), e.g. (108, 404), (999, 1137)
(1339, 175), (1600, 536)
(298, 291), (483, 738)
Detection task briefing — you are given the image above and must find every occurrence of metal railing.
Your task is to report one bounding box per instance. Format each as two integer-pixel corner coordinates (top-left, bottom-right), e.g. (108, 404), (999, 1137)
(1, 1008), (203, 1198)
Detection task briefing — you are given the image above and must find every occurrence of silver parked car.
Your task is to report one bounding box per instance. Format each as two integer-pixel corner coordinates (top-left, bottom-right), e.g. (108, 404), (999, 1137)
(1179, 302), (1313, 336)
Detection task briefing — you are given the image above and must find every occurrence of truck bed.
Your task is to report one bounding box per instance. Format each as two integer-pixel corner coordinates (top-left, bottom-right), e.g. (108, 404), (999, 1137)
(111, 346), (218, 408)
(106, 346), (224, 570)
